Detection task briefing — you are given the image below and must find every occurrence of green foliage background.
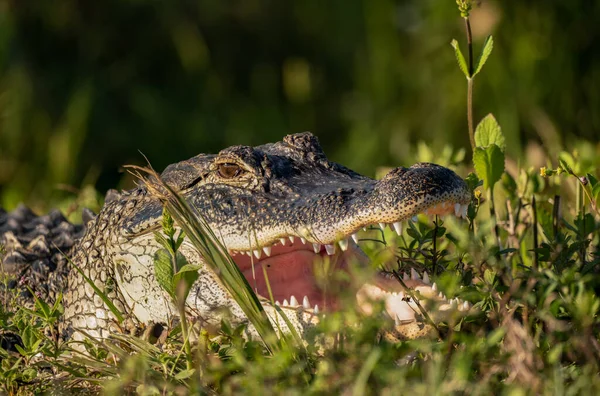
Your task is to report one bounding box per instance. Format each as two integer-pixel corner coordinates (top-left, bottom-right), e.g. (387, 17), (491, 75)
(1, 0), (599, 208)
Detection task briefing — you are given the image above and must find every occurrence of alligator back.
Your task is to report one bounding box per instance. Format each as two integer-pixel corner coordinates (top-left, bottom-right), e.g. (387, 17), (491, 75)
(0, 205), (85, 304)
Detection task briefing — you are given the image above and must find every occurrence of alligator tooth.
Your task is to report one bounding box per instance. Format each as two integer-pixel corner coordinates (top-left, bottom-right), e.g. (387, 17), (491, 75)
(313, 243), (321, 253)
(263, 246), (272, 257)
(351, 233), (359, 244)
(454, 203), (461, 216)
(275, 301), (280, 306)
(422, 271), (430, 284)
(438, 292), (444, 299)
(289, 236), (295, 244)
(245, 251), (252, 257)
(397, 291), (404, 299)
(325, 244), (335, 255)
(411, 216), (418, 222)
(289, 295), (299, 307)
(462, 301), (471, 311)
(338, 239), (348, 251)
(379, 223), (386, 231)
(460, 204), (468, 218)
(300, 237), (307, 244)
(403, 272), (409, 281)
(283, 299), (289, 306)
(411, 268), (420, 280)
(280, 238), (287, 246)
(303, 296), (311, 309)
(253, 249), (262, 259)
(313, 305), (319, 314)
(392, 222), (403, 235)
(432, 282), (438, 291)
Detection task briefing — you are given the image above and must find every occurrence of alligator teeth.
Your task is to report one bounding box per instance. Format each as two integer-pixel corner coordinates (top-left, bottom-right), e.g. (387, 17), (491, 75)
(245, 251), (252, 257)
(253, 249), (262, 259)
(392, 222), (403, 235)
(454, 203), (461, 216)
(263, 246), (272, 257)
(300, 237), (307, 245)
(460, 204), (468, 218)
(280, 238), (287, 246)
(325, 244), (335, 255)
(303, 296), (311, 309)
(461, 301), (471, 311)
(313, 305), (319, 314)
(422, 271), (430, 284)
(403, 272), (409, 281)
(438, 292), (445, 299)
(351, 233), (359, 244)
(313, 243), (321, 253)
(338, 239), (348, 251)
(275, 300), (280, 306)
(379, 223), (386, 230)
(289, 236), (295, 244)
(283, 299), (289, 306)
(289, 295), (299, 307)
(411, 268), (420, 280)
(432, 282), (438, 291)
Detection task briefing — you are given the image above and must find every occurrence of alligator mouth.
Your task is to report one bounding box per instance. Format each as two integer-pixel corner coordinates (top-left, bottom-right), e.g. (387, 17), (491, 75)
(228, 200), (469, 315)
(230, 238), (364, 313)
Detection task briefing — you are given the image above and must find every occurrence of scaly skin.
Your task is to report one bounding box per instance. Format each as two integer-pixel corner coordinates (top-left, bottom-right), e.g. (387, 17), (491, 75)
(0, 132), (471, 344)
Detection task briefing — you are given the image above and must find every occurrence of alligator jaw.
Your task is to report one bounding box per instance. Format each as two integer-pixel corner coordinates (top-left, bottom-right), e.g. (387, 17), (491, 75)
(225, 199), (470, 319)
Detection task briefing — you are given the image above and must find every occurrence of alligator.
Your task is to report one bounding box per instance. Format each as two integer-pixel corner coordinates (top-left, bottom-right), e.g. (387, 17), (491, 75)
(0, 132), (471, 346)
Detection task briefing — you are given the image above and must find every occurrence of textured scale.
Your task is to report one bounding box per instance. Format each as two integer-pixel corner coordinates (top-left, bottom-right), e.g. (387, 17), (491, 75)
(0, 132), (471, 343)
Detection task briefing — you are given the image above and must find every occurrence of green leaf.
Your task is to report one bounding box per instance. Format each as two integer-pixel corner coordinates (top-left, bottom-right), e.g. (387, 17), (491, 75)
(172, 254), (199, 302)
(474, 114), (505, 152)
(153, 249), (175, 299)
(587, 173), (598, 188)
(484, 269), (496, 285)
(592, 183), (600, 202)
(473, 35), (494, 76)
(473, 145), (505, 190)
(451, 39), (470, 78)
(465, 172), (482, 191)
(174, 368), (196, 380)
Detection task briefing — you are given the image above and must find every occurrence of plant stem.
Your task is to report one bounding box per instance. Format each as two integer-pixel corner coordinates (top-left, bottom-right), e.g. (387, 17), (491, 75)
(465, 18), (474, 76)
(532, 196), (538, 270)
(552, 195), (560, 239)
(465, 17), (475, 151)
(488, 188), (501, 249)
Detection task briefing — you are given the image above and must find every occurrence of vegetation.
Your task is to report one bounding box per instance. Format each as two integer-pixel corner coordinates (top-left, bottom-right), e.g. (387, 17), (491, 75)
(1, 1), (600, 394)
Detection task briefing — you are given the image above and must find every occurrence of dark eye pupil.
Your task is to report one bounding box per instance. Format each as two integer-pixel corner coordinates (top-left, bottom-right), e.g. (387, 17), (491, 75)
(218, 163), (241, 179)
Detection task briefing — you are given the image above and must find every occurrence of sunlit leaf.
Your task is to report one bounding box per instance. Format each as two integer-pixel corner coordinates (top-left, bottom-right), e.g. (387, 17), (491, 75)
(473, 144), (505, 190)
(473, 35), (494, 76)
(451, 39), (470, 78)
(474, 114), (505, 152)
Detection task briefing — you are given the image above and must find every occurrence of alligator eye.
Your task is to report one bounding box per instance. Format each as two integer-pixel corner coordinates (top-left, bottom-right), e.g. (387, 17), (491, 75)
(217, 163), (242, 179)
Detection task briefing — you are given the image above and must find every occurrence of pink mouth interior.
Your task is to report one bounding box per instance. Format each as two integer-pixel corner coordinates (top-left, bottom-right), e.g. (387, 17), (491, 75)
(230, 242), (362, 311)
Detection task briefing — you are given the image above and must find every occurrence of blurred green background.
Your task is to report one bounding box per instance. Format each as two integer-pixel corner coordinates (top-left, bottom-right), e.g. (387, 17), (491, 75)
(1, 1), (599, 212)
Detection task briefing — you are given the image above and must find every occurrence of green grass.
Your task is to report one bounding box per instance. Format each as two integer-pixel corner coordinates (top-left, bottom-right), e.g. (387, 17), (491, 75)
(1, 3), (599, 394)
(0, 149), (599, 394)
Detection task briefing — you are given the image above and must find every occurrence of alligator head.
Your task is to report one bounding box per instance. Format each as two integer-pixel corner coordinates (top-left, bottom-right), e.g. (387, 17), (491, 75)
(63, 132), (471, 342)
